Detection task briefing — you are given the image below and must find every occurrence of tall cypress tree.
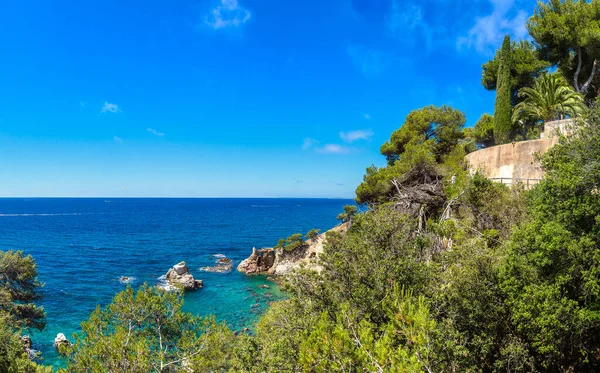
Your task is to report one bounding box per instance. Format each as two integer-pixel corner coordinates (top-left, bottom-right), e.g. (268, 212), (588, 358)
(494, 35), (513, 144)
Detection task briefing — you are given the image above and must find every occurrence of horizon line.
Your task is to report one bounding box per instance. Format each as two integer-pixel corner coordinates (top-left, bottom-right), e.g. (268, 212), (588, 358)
(0, 196), (355, 199)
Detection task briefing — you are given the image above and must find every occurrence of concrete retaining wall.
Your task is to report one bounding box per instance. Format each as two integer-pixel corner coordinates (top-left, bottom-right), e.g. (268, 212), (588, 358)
(464, 137), (556, 180)
(464, 119), (573, 182)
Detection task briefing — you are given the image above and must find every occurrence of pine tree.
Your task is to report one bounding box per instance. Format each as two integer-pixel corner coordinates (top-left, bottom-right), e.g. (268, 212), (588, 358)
(494, 35), (513, 144)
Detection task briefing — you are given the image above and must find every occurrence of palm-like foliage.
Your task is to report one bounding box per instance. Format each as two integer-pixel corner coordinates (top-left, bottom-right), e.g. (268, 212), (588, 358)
(512, 73), (586, 123)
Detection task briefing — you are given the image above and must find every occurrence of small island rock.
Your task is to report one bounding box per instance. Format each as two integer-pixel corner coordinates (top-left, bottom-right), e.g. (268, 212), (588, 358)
(200, 256), (233, 273)
(54, 333), (71, 355)
(120, 276), (136, 284)
(166, 262), (203, 291)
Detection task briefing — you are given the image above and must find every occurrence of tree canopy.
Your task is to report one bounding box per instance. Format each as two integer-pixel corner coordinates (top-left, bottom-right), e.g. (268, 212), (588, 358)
(380, 105), (466, 165)
(528, 0), (600, 97)
(356, 105), (467, 205)
(0, 314), (52, 373)
(65, 284), (242, 373)
(482, 39), (550, 102)
(0, 250), (45, 331)
(0, 251), (50, 373)
(464, 113), (495, 150)
(501, 110), (600, 370)
(513, 72), (586, 123)
(494, 35), (515, 144)
(336, 205), (357, 223)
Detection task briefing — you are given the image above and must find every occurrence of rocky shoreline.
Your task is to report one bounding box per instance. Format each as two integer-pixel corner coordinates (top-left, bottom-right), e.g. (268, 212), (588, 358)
(237, 223), (349, 276)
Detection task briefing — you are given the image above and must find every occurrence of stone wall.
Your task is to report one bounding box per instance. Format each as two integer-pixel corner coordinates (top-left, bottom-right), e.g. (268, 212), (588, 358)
(464, 119), (573, 184)
(541, 118), (575, 139)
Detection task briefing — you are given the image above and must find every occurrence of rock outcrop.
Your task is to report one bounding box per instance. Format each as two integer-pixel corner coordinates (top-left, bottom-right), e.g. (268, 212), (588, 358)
(21, 335), (35, 359)
(200, 257), (233, 273)
(237, 248), (276, 274)
(237, 223), (349, 276)
(166, 262), (203, 290)
(120, 276), (136, 284)
(21, 335), (32, 350)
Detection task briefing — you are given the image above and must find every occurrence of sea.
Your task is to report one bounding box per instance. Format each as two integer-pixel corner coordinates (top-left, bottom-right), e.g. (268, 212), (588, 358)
(0, 198), (352, 368)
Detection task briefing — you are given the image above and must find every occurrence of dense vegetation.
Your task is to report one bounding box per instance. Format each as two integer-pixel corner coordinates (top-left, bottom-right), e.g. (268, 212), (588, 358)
(4, 1), (600, 372)
(0, 250), (51, 372)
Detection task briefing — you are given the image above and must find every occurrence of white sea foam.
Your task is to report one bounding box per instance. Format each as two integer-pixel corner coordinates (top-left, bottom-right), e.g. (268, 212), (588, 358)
(212, 254), (226, 258)
(156, 275), (176, 291)
(119, 276), (136, 284)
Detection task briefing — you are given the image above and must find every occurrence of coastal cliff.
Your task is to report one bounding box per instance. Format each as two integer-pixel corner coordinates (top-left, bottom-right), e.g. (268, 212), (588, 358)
(237, 223), (349, 276)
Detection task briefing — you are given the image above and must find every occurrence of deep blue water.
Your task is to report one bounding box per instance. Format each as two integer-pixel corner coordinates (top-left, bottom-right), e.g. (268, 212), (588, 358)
(0, 198), (351, 368)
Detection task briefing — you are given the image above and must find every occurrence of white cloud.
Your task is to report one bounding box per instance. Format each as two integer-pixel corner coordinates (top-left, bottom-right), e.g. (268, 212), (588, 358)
(205, 0), (251, 30)
(147, 128), (165, 137)
(457, 0), (529, 54)
(113, 136), (123, 142)
(384, 0), (451, 52)
(346, 44), (390, 77)
(316, 144), (351, 154)
(302, 137), (319, 150)
(101, 102), (120, 114)
(364, 113), (371, 120)
(304, 136), (357, 154)
(340, 130), (373, 143)
(387, 1), (423, 34)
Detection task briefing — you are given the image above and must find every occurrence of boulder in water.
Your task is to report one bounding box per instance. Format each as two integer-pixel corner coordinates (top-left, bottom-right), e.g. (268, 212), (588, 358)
(20, 335), (36, 359)
(200, 256), (233, 273)
(166, 262), (203, 291)
(54, 333), (71, 356)
(120, 276), (136, 284)
(217, 257), (232, 265)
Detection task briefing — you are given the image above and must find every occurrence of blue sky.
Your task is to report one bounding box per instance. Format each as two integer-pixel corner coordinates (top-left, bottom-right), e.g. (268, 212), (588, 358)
(0, 0), (533, 197)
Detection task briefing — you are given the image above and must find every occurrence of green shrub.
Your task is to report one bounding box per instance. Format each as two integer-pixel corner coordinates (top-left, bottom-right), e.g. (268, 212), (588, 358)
(305, 229), (321, 241)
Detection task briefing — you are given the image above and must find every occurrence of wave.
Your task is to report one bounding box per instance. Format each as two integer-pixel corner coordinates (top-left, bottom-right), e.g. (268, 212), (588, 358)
(0, 213), (82, 217)
(68, 244), (102, 250)
(212, 254), (226, 258)
(119, 276), (136, 284)
(156, 275), (177, 291)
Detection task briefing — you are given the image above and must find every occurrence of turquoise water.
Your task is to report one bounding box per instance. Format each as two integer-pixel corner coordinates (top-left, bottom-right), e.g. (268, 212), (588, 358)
(0, 198), (350, 368)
